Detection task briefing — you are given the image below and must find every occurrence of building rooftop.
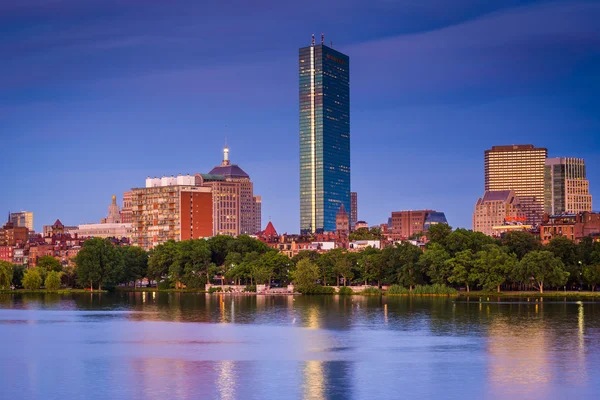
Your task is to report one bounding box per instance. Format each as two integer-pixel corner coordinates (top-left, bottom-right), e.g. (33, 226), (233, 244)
(208, 164), (249, 179)
(481, 190), (513, 203)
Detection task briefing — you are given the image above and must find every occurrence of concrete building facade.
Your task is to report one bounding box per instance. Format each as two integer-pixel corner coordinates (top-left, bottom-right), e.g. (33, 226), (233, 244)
(485, 144), (547, 226)
(473, 190), (526, 237)
(541, 212), (600, 244)
(544, 157), (592, 215)
(132, 179), (213, 249)
(121, 191), (133, 223)
(10, 211), (34, 231)
(390, 210), (448, 239)
(207, 147), (261, 235)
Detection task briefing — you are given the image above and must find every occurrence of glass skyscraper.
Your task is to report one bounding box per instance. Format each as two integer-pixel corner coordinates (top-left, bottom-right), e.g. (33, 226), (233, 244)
(299, 36), (350, 234)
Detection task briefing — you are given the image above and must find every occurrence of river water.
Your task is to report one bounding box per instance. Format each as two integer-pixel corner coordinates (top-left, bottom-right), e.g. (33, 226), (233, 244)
(0, 293), (598, 399)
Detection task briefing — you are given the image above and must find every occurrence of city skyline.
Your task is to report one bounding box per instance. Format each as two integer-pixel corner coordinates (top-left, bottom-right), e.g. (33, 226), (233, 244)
(2, 0), (599, 233)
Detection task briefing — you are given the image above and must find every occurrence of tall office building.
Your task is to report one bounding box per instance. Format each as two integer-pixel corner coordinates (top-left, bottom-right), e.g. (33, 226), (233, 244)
(544, 157), (592, 215)
(350, 192), (358, 231)
(299, 34), (350, 234)
(485, 145), (547, 226)
(10, 211), (34, 231)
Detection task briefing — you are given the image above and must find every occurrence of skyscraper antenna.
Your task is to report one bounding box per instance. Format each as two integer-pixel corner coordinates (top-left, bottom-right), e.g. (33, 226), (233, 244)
(330, 41), (333, 48)
(311, 34), (315, 46)
(321, 33), (324, 44)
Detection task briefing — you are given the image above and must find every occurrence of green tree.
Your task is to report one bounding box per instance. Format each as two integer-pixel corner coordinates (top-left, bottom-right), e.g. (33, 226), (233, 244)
(426, 224), (452, 246)
(583, 265), (600, 292)
(74, 238), (123, 290)
(384, 242), (422, 290)
(37, 256), (63, 273)
(293, 258), (320, 290)
(546, 236), (578, 267)
(207, 235), (235, 266)
(513, 250), (569, 293)
(331, 249), (353, 286)
(45, 271), (63, 290)
(119, 246), (148, 288)
(316, 251), (336, 286)
(259, 251), (290, 285)
(147, 240), (178, 287)
(348, 227), (381, 241)
(358, 247), (384, 286)
(11, 264), (24, 288)
(502, 231), (541, 260)
(444, 229), (498, 256)
(0, 261), (13, 289)
(22, 268), (42, 290)
(446, 250), (475, 292)
(419, 243), (451, 284)
(471, 245), (517, 292)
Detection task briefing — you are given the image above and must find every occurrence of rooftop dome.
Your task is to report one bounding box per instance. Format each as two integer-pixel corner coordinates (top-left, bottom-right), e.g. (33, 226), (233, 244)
(208, 164), (249, 179)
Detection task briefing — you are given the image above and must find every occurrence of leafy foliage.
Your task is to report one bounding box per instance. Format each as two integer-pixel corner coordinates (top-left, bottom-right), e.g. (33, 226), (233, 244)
(45, 271), (63, 290)
(22, 268), (42, 290)
(74, 238), (123, 290)
(0, 261), (13, 289)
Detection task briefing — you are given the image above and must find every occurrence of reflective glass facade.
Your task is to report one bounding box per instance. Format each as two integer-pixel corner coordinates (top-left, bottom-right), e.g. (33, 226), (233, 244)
(299, 43), (350, 234)
(544, 157), (592, 215)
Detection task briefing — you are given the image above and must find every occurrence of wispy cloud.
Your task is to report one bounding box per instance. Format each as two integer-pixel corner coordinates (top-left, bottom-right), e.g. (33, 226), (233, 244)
(348, 1), (600, 99)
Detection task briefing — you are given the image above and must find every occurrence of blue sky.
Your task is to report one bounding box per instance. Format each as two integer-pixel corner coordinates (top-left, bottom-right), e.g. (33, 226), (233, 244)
(1, 0), (599, 233)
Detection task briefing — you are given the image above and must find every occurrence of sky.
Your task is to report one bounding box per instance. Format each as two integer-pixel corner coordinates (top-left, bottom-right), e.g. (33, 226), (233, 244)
(1, 0), (599, 233)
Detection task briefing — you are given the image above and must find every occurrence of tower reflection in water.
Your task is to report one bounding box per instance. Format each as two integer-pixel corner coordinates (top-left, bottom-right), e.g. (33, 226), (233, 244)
(486, 300), (588, 397)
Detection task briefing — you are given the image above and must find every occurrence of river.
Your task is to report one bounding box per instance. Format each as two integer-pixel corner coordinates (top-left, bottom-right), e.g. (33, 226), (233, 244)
(0, 293), (598, 399)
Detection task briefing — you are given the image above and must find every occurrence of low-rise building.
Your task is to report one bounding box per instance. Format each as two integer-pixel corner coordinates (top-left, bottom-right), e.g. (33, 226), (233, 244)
(349, 240), (381, 250)
(390, 210), (448, 239)
(77, 223), (133, 239)
(541, 212), (600, 244)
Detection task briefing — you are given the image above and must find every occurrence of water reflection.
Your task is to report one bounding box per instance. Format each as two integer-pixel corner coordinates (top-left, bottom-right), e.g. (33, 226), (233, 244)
(216, 360), (237, 400)
(1, 294), (600, 399)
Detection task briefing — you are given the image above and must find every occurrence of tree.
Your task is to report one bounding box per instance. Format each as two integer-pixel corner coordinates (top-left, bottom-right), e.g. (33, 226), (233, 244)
(513, 250), (569, 293)
(502, 231), (541, 260)
(37, 256), (63, 273)
(147, 240), (178, 287)
(446, 250), (475, 292)
(259, 251), (290, 285)
(316, 251), (336, 286)
(384, 242), (422, 290)
(358, 247), (384, 286)
(22, 268), (42, 290)
(546, 236), (578, 267)
(293, 258), (320, 290)
(426, 224), (452, 246)
(0, 261), (13, 289)
(583, 265), (600, 292)
(75, 238), (123, 290)
(119, 246), (148, 288)
(45, 271), (63, 290)
(207, 235), (235, 266)
(419, 243), (451, 284)
(11, 264), (24, 288)
(331, 249), (353, 286)
(348, 227), (382, 241)
(443, 229), (497, 256)
(471, 245), (517, 292)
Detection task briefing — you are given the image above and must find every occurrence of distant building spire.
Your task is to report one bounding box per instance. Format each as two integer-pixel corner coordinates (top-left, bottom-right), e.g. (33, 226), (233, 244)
(223, 143), (230, 166)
